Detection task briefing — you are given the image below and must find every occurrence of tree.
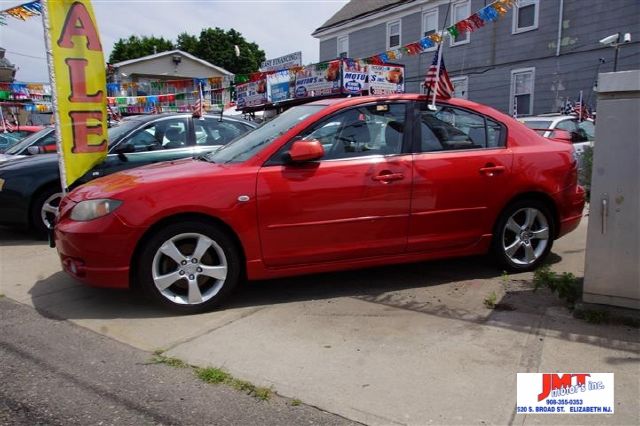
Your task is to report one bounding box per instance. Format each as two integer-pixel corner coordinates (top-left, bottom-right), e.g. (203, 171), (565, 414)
(109, 35), (174, 63)
(176, 32), (199, 56)
(193, 27), (265, 75)
(108, 29), (265, 75)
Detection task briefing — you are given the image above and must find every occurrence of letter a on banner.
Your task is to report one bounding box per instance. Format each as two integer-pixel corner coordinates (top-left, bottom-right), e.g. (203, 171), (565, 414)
(41, 0), (107, 191)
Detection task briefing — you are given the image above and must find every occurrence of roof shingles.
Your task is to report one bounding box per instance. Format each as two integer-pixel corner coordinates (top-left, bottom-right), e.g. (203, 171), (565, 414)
(313, 0), (412, 35)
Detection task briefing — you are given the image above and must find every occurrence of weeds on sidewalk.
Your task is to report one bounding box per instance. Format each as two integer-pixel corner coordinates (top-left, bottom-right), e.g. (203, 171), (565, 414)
(533, 265), (581, 308)
(196, 367), (272, 400)
(149, 350), (272, 400)
(483, 291), (498, 309)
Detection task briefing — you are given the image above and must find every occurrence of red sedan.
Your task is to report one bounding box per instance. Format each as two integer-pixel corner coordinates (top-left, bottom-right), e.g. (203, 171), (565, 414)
(54, 95), (584, 312)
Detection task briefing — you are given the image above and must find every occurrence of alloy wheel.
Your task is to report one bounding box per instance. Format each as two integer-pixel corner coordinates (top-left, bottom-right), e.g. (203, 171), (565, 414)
(501, 207), (550, 266)
(151, 233), (228, 305)
(41, 192), (62, 230)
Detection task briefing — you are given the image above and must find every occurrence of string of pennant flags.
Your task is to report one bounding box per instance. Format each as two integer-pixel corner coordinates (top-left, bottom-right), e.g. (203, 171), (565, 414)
(237, 0), (516, 83)
(0, 0), (41, 25)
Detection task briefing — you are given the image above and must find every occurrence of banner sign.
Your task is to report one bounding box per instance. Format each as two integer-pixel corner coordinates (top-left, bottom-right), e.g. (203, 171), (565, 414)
(260, 51), (302, 72)
(236, 79), (267, 108)
(42, 0), (107, 189)
(267, 70), (292, 103)
(294, 61), (341, 99)
(517, 373), (614, 414)
(341, 59), (368, 95)
(368, 64), (405, 95)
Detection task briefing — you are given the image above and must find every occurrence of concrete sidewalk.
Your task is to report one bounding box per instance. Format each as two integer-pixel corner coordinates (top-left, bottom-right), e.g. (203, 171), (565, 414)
(1, 218), (639, 425)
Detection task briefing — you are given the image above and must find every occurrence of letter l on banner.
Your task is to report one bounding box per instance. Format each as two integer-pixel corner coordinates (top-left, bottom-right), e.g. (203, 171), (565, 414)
(41, 0), (108, 191)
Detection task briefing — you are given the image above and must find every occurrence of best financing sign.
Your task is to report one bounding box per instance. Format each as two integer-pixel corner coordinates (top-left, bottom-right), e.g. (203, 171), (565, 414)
(42, 0), (107, 189)
(260, 52), (302, 72)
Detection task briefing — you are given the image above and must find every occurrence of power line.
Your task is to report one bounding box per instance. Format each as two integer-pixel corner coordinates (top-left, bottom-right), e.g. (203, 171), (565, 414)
(4, 50), (47, 60)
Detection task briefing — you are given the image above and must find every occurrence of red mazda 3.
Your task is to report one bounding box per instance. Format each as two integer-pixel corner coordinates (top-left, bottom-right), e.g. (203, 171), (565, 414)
(54, 95), (584, 312)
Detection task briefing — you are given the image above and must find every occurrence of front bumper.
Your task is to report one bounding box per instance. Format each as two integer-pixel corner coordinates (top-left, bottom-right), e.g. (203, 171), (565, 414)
(54, 206), (144, 289)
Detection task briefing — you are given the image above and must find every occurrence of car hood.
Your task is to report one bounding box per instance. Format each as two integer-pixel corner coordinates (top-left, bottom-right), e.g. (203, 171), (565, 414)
(0, 153), (58, 170)
(0, 153), (26, 163)
(68, 158), (232, 201)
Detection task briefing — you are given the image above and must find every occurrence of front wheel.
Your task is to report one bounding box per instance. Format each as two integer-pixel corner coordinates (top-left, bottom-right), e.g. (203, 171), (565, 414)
(137, 221), (242, 313)
(491, 200), (554, 272)
(31, 186), (63, 237)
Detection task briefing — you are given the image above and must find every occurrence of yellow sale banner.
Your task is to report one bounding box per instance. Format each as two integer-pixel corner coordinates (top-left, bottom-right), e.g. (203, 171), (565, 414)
(42, 0), (107, 189)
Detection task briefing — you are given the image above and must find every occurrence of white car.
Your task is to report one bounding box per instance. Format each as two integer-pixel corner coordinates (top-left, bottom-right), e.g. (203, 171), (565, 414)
(519, 114), (595, 156)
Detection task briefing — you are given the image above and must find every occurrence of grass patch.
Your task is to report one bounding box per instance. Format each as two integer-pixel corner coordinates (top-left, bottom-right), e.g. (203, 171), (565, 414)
(149, 350), (188, 368)
(196, 367), (272, 400)
(533, 265), (581, 308)
(483, 291), (498, 309)
(291, 399), (302, 406)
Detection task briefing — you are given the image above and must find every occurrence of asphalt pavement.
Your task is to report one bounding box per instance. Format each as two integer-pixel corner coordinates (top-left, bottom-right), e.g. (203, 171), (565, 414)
(0, 297), (355, 426)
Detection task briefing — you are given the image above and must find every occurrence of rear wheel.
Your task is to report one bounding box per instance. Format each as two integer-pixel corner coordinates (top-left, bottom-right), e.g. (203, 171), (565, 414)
(137, 221), (242, 313)
(30, 186), (62, 238)
(492, 200), (554, 272)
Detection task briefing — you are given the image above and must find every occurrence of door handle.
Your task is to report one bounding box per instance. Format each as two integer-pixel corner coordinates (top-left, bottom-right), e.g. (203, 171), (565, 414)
(479, 164), (506, 176)
(372, 172), (404, 182)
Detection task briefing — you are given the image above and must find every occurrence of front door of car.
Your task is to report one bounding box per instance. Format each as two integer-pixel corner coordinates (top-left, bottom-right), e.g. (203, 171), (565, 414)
(256, 102), (413, 267)
(408, 103), (513, 252)
(87, 116), (192, 181)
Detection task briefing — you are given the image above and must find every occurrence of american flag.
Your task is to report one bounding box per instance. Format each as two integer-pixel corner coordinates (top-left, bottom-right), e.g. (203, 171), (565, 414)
(193, 83), (204, 118)
(424, 47), (454, 99)
(3, 118), (15, 132)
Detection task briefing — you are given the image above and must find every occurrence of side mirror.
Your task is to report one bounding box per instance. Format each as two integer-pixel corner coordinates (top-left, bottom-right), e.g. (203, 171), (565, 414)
(27, 146), (40, 155)
(549, 129), (572, 143)
(116, 142), (135, 154)
(286, 139), (324, 163)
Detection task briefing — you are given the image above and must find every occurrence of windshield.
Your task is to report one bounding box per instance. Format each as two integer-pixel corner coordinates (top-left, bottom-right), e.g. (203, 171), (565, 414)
(522, 120), (553, 135)
(4, 128), (53, 155)
(207, 105), (324, 164)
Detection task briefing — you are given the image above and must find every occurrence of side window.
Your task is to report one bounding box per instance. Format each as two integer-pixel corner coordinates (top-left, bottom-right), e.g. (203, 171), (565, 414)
(578, 120), (595, 141)
(125, 118), (189, 152)
(302, 103), (406, 160)
(195, 119), (248, 146)
(35, 132), (56, 147)
(419, 105), (505, 152)
(556, 120), (577, 132)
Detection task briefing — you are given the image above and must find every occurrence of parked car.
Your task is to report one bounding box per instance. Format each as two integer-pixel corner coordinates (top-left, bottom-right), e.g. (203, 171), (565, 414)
(519, 114), (595, 156)
(0, 127), (56, 164)
(0, 113), (256, 235)
(53, 95), (585, 313)
(0, 126), (45, 154)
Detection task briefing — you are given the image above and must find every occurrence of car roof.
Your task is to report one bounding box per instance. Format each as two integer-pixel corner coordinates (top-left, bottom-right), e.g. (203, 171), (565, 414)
(119, 112), (255, 126)
(520, 115), (575, 121)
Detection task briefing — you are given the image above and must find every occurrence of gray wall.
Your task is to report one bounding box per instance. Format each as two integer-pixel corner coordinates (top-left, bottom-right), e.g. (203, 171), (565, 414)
(317, 0), (640, 115)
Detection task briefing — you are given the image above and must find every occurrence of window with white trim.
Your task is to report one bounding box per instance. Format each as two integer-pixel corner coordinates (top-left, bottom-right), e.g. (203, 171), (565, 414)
(451, 76), (468, 99)
(511, 68), (535, 116)
(337, 35), (349, 58)
(387, 20), (401, 49)
(450, 1), (470, 46)
(422, 9), (438, 40)
(512, 0), (539, 33)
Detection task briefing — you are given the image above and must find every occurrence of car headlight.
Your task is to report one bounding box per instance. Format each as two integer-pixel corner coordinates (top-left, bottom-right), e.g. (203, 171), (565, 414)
(70, 199), (122, 221)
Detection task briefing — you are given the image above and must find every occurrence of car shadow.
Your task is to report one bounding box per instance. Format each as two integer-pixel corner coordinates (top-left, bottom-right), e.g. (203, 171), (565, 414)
(0, 226), (45, 246)
(28, 250), (640, 353)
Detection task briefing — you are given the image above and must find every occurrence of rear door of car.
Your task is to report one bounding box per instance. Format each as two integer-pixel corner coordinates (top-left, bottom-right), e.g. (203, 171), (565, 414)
(256, 101), (413, 267)
(408, 102), (513, 252)
(87, 116), (193, 180)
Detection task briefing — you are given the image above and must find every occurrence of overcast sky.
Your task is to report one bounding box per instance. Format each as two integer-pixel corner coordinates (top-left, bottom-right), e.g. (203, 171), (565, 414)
(0, 0), (346, 83)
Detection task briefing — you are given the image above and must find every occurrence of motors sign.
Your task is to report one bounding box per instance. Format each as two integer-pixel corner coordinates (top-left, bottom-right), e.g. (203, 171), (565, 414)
(260, 52), (302, 72)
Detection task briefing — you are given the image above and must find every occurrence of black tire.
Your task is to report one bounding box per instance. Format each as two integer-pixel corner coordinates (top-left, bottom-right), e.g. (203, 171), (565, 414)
(30, 186), (63, 238)
(136, 220), (242, 313)
(491, 199), (555, 272)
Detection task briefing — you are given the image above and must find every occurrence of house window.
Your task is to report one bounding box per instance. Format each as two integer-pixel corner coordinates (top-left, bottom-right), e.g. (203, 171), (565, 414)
(337, 35), (349, 58)
(451, 76), (468, 99)
(422, 9), (438, 38)
(450, 1), (470, 46)
(511, 68), (535, 116)
(387, 20), (401, 49)
(513, 0), (539, 33)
